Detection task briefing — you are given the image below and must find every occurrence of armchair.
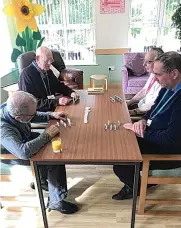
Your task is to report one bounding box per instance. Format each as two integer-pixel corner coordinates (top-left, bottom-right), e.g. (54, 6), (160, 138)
(17, 49), (84, 89)
(121, 52), (149, 95)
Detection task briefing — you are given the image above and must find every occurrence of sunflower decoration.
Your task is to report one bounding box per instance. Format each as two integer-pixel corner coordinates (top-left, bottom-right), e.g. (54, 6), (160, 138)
(3, 0), (45, 33)
(2, 0), (46, 62)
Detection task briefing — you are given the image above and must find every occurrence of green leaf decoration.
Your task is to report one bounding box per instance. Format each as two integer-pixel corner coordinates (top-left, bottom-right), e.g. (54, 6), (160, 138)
(37, 37), (45, 48)
(11, 48), (23, 63)
(10, 25), (44, 63)
(16, 34), (26, 47)
(33, 30), (42, 40)
(33, 40), (38, 51)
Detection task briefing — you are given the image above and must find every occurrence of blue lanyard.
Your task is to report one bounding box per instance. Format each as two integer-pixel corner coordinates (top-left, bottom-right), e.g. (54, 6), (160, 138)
(150, 82), (181, 120)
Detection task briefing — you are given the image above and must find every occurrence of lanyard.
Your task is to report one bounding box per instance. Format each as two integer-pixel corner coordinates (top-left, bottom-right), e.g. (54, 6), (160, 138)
(40, 72), (51, 96)
(150, 82), (181, 120)
(32, 61), (51, 96)
(146, 77), (156, 94)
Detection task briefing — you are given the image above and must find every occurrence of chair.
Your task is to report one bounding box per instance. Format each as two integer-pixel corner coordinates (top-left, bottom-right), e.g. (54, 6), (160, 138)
(90, 74), (108, 90)
(17, 50), (84, 89)
(139, 154), (181, 216)
(122, 52), (149, 95)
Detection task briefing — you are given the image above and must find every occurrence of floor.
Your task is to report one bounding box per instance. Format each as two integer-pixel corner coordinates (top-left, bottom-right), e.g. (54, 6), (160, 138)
(0, 165), (181, 228)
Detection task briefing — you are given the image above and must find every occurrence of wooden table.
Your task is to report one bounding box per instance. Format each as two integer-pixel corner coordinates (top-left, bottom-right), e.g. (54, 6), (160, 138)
(31, 88), (142, 228)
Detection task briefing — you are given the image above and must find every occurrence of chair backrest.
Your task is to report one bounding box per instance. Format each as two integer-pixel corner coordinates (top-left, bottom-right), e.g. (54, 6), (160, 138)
(17, 49), (66, 74)
(123, 52), (147, 76)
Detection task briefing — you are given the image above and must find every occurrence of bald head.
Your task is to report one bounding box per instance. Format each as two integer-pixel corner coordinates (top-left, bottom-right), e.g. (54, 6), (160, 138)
(36, 46), (51, 56)
(7, 91), (37, 123)
(36, 46), (54, 71)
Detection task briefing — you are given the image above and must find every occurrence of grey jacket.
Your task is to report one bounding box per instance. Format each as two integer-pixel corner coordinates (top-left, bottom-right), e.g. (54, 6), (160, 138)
(0, 109), (51, 160)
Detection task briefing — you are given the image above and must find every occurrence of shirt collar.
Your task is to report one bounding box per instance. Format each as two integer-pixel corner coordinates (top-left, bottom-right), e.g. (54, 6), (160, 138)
(32, 61), (47, 78)
(173, 82), (181, 93)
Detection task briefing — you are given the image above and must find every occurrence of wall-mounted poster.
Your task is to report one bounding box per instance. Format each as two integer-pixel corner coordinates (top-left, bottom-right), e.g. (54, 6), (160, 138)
(100, 0), (125, 14)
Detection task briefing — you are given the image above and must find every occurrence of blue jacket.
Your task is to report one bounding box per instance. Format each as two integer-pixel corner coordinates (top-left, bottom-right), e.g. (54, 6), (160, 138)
(0, 106), (51, 160)
(143, 88), (181, 152)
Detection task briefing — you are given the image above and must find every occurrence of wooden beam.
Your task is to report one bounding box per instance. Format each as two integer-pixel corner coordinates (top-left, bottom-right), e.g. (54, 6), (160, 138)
(148, 177), (181, 184)
(145, 199), (181, 205)
(95, 48), (130, 55)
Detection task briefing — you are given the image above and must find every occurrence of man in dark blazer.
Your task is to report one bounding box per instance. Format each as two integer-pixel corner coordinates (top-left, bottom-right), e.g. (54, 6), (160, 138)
(113, 51), (181, 200)
(19, 46), (79, 112)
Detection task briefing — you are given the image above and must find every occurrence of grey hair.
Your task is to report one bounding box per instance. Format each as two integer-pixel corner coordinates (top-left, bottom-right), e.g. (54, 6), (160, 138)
(7, 91), (37, 117)
(151, 47), (164, 58)
(155, 51), (181, 73)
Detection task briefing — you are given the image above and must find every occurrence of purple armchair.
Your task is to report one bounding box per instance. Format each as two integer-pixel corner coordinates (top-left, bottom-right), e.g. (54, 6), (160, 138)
(121, 53), (149, 95)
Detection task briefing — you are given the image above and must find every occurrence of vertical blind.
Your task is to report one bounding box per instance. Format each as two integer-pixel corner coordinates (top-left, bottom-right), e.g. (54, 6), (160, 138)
(36, 0), (95, 63)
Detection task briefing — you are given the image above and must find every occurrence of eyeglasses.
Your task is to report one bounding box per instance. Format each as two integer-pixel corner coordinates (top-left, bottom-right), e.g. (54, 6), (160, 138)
(144, 60), (154, 65)
(44, 59), (54, 65)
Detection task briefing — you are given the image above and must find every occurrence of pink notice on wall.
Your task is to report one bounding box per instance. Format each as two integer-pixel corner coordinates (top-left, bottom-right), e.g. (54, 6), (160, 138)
(100, 0), (125, 14)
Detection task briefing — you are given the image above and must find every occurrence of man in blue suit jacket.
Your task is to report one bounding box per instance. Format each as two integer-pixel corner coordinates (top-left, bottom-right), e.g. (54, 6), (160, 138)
(113, 51), (181, 200)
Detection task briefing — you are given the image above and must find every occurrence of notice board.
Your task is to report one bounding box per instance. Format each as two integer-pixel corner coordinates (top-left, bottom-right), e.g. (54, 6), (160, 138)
(100, 0), (125, 14)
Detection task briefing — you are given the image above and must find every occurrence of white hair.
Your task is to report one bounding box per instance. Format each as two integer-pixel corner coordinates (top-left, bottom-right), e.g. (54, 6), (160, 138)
(36, 46), (51, 56)
(7, 91), (37, 117)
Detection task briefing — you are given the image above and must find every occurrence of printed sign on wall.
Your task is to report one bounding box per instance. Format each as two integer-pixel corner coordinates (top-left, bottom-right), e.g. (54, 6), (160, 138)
(100, 0), (125, 14)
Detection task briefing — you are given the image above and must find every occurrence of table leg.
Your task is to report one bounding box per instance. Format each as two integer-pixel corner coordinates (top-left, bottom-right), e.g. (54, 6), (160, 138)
(131, 163), (140, 228)
(33, 162), (48, 228)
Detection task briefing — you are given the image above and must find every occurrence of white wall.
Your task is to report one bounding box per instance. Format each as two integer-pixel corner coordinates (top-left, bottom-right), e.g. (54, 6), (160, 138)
(95, 0), (130, 49)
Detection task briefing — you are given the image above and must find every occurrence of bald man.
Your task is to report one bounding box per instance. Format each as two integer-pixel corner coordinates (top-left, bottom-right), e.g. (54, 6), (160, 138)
(19, 46), (79, 112)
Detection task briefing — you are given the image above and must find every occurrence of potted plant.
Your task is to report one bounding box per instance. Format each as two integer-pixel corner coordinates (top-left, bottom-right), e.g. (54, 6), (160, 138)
(172, 4), (181, 51)
(3, 0), (45, 62)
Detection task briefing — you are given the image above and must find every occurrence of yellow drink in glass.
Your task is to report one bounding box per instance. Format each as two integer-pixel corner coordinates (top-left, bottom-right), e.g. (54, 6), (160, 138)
(52, 138), (62, 153)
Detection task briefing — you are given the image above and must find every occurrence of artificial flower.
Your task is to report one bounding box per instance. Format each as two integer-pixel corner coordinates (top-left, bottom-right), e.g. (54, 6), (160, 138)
(3, 0), (45, 33)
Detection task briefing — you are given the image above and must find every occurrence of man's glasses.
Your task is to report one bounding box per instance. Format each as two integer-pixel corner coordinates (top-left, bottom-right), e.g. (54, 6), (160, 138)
(44, 59), (54, 65)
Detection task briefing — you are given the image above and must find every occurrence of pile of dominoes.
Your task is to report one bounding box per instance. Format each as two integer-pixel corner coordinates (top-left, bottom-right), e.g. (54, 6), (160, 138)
(110, 95), (123, 103)
(87, 87), (104, 94)
(104, 120), (121, 131)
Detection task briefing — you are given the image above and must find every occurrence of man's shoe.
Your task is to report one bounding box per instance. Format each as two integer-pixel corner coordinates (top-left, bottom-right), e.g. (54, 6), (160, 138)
(49, 200), (78, 214)
(112, 184), (158, 200)
(112, 185), (134, 200)
(30, 181), (49, 191)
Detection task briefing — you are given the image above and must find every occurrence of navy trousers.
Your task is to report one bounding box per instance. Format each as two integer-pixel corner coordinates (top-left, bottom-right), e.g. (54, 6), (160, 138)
(113, 137), (181, 188)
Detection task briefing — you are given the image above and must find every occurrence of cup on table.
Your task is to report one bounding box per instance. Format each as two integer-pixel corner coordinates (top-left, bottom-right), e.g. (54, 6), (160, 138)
(52, 138), (62, 153)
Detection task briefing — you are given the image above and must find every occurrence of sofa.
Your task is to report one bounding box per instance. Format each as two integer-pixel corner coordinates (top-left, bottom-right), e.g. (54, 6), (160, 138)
(121, 52), (149, 95)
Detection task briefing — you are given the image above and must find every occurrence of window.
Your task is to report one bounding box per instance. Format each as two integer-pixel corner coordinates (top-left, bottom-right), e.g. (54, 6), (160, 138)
(0, 2), (14, 76)
(129, 0), (181, 52)
(36, 0), (95, 64)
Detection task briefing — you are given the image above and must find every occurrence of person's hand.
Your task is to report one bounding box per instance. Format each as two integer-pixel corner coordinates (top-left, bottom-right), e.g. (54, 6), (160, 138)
(59, 97), (72, 106)
(71, 92), (79, 99)
(123, 123), (133, 131)
(50, 111), (68, 121)
(45, 124), (59, 138)
(132, 119), (147, 138)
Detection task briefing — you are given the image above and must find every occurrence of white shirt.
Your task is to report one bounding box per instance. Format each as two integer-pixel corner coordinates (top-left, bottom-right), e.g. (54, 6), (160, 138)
(138, 73), (161, 112)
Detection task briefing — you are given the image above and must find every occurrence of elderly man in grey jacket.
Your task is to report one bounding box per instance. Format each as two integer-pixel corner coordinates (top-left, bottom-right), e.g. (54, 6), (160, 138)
(0, 91), (78, 214)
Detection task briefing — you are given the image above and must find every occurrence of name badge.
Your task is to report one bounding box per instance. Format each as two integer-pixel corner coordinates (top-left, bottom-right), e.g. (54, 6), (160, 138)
(47, 95), (55, 99)
(147, 119), (152, 126)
